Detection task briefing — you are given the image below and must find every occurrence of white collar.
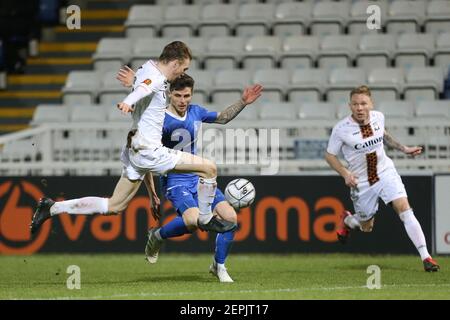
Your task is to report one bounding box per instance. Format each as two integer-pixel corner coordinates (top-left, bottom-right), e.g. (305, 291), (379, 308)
(165, 109), (187, 121)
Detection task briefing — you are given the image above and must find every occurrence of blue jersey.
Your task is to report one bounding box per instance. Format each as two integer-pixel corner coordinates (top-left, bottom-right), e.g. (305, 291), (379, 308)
(161, 104), (218, 192)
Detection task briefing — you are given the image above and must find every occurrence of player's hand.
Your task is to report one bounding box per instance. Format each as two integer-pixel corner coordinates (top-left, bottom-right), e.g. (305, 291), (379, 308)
(116, 65), (135, 88)
(241, 84), (263, 105)
(403, 146), (422, 157)
(150, 193), (161, 220)
(344, 172), (358, 188)
(117, 102), (133, 114)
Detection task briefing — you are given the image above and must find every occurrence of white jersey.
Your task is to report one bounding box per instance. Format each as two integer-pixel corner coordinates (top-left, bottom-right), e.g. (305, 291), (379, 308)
(127, 60), (169, 149)
(327, 110), (395, 185)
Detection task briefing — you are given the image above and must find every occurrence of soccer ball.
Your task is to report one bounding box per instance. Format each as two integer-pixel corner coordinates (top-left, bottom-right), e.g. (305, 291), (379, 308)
(224, 178), (256, 210)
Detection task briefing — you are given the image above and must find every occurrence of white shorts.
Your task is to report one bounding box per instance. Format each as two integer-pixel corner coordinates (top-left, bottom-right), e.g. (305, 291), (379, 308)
(121, 145), (182, 180)
(350, 169), (407, 222)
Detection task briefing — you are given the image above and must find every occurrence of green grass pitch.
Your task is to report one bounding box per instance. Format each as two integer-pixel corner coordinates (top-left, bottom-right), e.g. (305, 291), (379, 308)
(0, 253), (449, 300)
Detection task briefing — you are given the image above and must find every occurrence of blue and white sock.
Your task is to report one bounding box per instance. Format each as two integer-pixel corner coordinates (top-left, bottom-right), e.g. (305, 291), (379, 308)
(214, 230), (235, 265)
(159, 216), (189, 239)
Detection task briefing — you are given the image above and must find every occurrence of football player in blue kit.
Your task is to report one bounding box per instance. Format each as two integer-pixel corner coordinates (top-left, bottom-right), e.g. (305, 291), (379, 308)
(117, 68), (263, 282)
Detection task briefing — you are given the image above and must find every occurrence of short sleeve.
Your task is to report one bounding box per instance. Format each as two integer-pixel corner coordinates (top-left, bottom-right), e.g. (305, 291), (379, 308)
(196, 105), (218, 123)
(326, 126), (344, 155)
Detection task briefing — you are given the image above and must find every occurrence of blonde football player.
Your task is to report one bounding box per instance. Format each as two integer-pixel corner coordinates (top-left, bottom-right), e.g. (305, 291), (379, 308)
(325, 85), (439, 272)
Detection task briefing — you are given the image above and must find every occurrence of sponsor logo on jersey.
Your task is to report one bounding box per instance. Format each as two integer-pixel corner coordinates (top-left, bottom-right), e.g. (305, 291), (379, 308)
(373, 122), (380, 131)
(143, 79), (152, 85)
(354, 136), (383, 150)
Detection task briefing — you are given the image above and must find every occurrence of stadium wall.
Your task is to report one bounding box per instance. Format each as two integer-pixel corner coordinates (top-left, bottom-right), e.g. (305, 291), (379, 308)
(0, 175), (434, 255)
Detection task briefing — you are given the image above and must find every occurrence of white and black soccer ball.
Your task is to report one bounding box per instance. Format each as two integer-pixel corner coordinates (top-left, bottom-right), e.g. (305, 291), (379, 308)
(224, 178), (256, 210)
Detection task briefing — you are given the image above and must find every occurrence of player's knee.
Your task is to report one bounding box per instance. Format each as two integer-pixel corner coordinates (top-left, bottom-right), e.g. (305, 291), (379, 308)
(107, 200), (126, 215)
(226, 212), (238, 225)
(182, 210), (199, 229)
(203, 160), (217, 178)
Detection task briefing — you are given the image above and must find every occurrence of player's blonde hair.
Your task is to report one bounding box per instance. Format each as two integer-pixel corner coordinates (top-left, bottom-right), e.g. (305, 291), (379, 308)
(350, 85), (372, 99)
(159, 41), (193, 64)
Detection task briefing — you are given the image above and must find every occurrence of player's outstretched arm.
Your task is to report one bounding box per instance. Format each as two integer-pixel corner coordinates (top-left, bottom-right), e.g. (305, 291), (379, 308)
(214, 84), (263, 124)
(325, 152), (358, 188)
(384, 130), (422, 157)
(116, 65), (135, 88)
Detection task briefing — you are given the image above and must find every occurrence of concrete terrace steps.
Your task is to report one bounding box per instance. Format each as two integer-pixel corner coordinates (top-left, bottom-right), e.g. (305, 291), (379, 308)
(0, 0), (131, 135)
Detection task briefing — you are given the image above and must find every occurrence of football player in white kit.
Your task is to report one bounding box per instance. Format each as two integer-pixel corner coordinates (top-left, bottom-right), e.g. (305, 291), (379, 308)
(325, 85), (439, 272)
(31, 41), (236, 238)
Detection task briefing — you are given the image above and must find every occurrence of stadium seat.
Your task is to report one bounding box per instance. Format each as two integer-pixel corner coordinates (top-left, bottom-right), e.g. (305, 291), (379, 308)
(348, 0), (387, 35)
(356, 34), (396, 70)
(394, 33), (434, 70)
(62, 71), (100, 105)
(425, 0), (450, 34)
(104, 105), (131, 123)
(204, 36), (245, 71)
(404, 67), (445, 102)
(194, 0), (224, 5)
(242, 36), (281, 70)
(280, 36), (319, 69)
(416, 100), (450, 119)
(386, 0), (426, 34)
(188, 69), (215, 104)
(252, 68), (290, 103)
(434, 33), (450, 72)
(175, 37), (208, 69)
(289, 68), (328, 104)
(161, 5), (200, 37)
(31, 105), (69, 125)
(336, 103), (350, 119)
(310, 1), (350, 36)
(211, 69), (251, 104)
(155, 0), (185, 5)
(367, 68), (405, 101)
(124, 5), (163, 39)
(198, 4), (237, 37)
(317, 35), (359, 70)
(298, 102), (337, 120)
(273, 2), (311, 37)
(131, 38), (172, 70)
(377, 100), (415, 119)
(327, 68), (367, 104)
(98, 71), (129, 106)
(92, 38), (132, 73)
(259, 102), (298, 120)
(235, 3), (275, 38)
(70, 105), (107, 122)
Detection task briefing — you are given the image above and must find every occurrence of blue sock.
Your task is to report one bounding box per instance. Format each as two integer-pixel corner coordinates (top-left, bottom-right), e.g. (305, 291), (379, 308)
(159, 216), (189, 239)
(214, 230), (235, 264)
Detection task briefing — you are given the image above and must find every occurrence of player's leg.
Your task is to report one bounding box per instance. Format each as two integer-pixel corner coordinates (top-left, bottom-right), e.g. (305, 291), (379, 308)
(30, 176), (142, 234)
(381, 170), (439, 271)
(145, 186), (197, 263)
(338, 183), (378, 243)
(210, 199), (237, 283)
(31, 147), (145, 234)
(391, 197), (439, 271)
(171, 152), (217, 225)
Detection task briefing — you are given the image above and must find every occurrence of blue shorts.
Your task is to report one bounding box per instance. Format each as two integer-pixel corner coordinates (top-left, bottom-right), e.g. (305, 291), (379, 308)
(165, 184), (226, 216)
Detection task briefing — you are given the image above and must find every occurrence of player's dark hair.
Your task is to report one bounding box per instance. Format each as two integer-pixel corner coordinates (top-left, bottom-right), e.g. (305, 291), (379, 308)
(350, 85), (372, 99)
(159, 41), (192, 64)
(169, 74), (195, 92)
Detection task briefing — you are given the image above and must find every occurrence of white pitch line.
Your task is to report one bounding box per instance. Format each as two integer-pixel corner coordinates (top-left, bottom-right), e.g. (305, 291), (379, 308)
(16, 283), (450, 300)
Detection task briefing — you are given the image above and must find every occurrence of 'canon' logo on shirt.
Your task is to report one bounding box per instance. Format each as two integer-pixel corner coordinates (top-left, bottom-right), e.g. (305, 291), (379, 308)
(354, 136), (384, 150)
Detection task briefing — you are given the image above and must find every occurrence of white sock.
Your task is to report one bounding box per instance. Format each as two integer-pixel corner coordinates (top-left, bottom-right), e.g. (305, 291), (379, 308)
(154, 228), (162, 241)
(217, 262), (226, 269)
(197, 177), (216, 224)
(50, 197), (109, 216)
(344, 215), (361, 230)
(399, 209), (431, 261)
